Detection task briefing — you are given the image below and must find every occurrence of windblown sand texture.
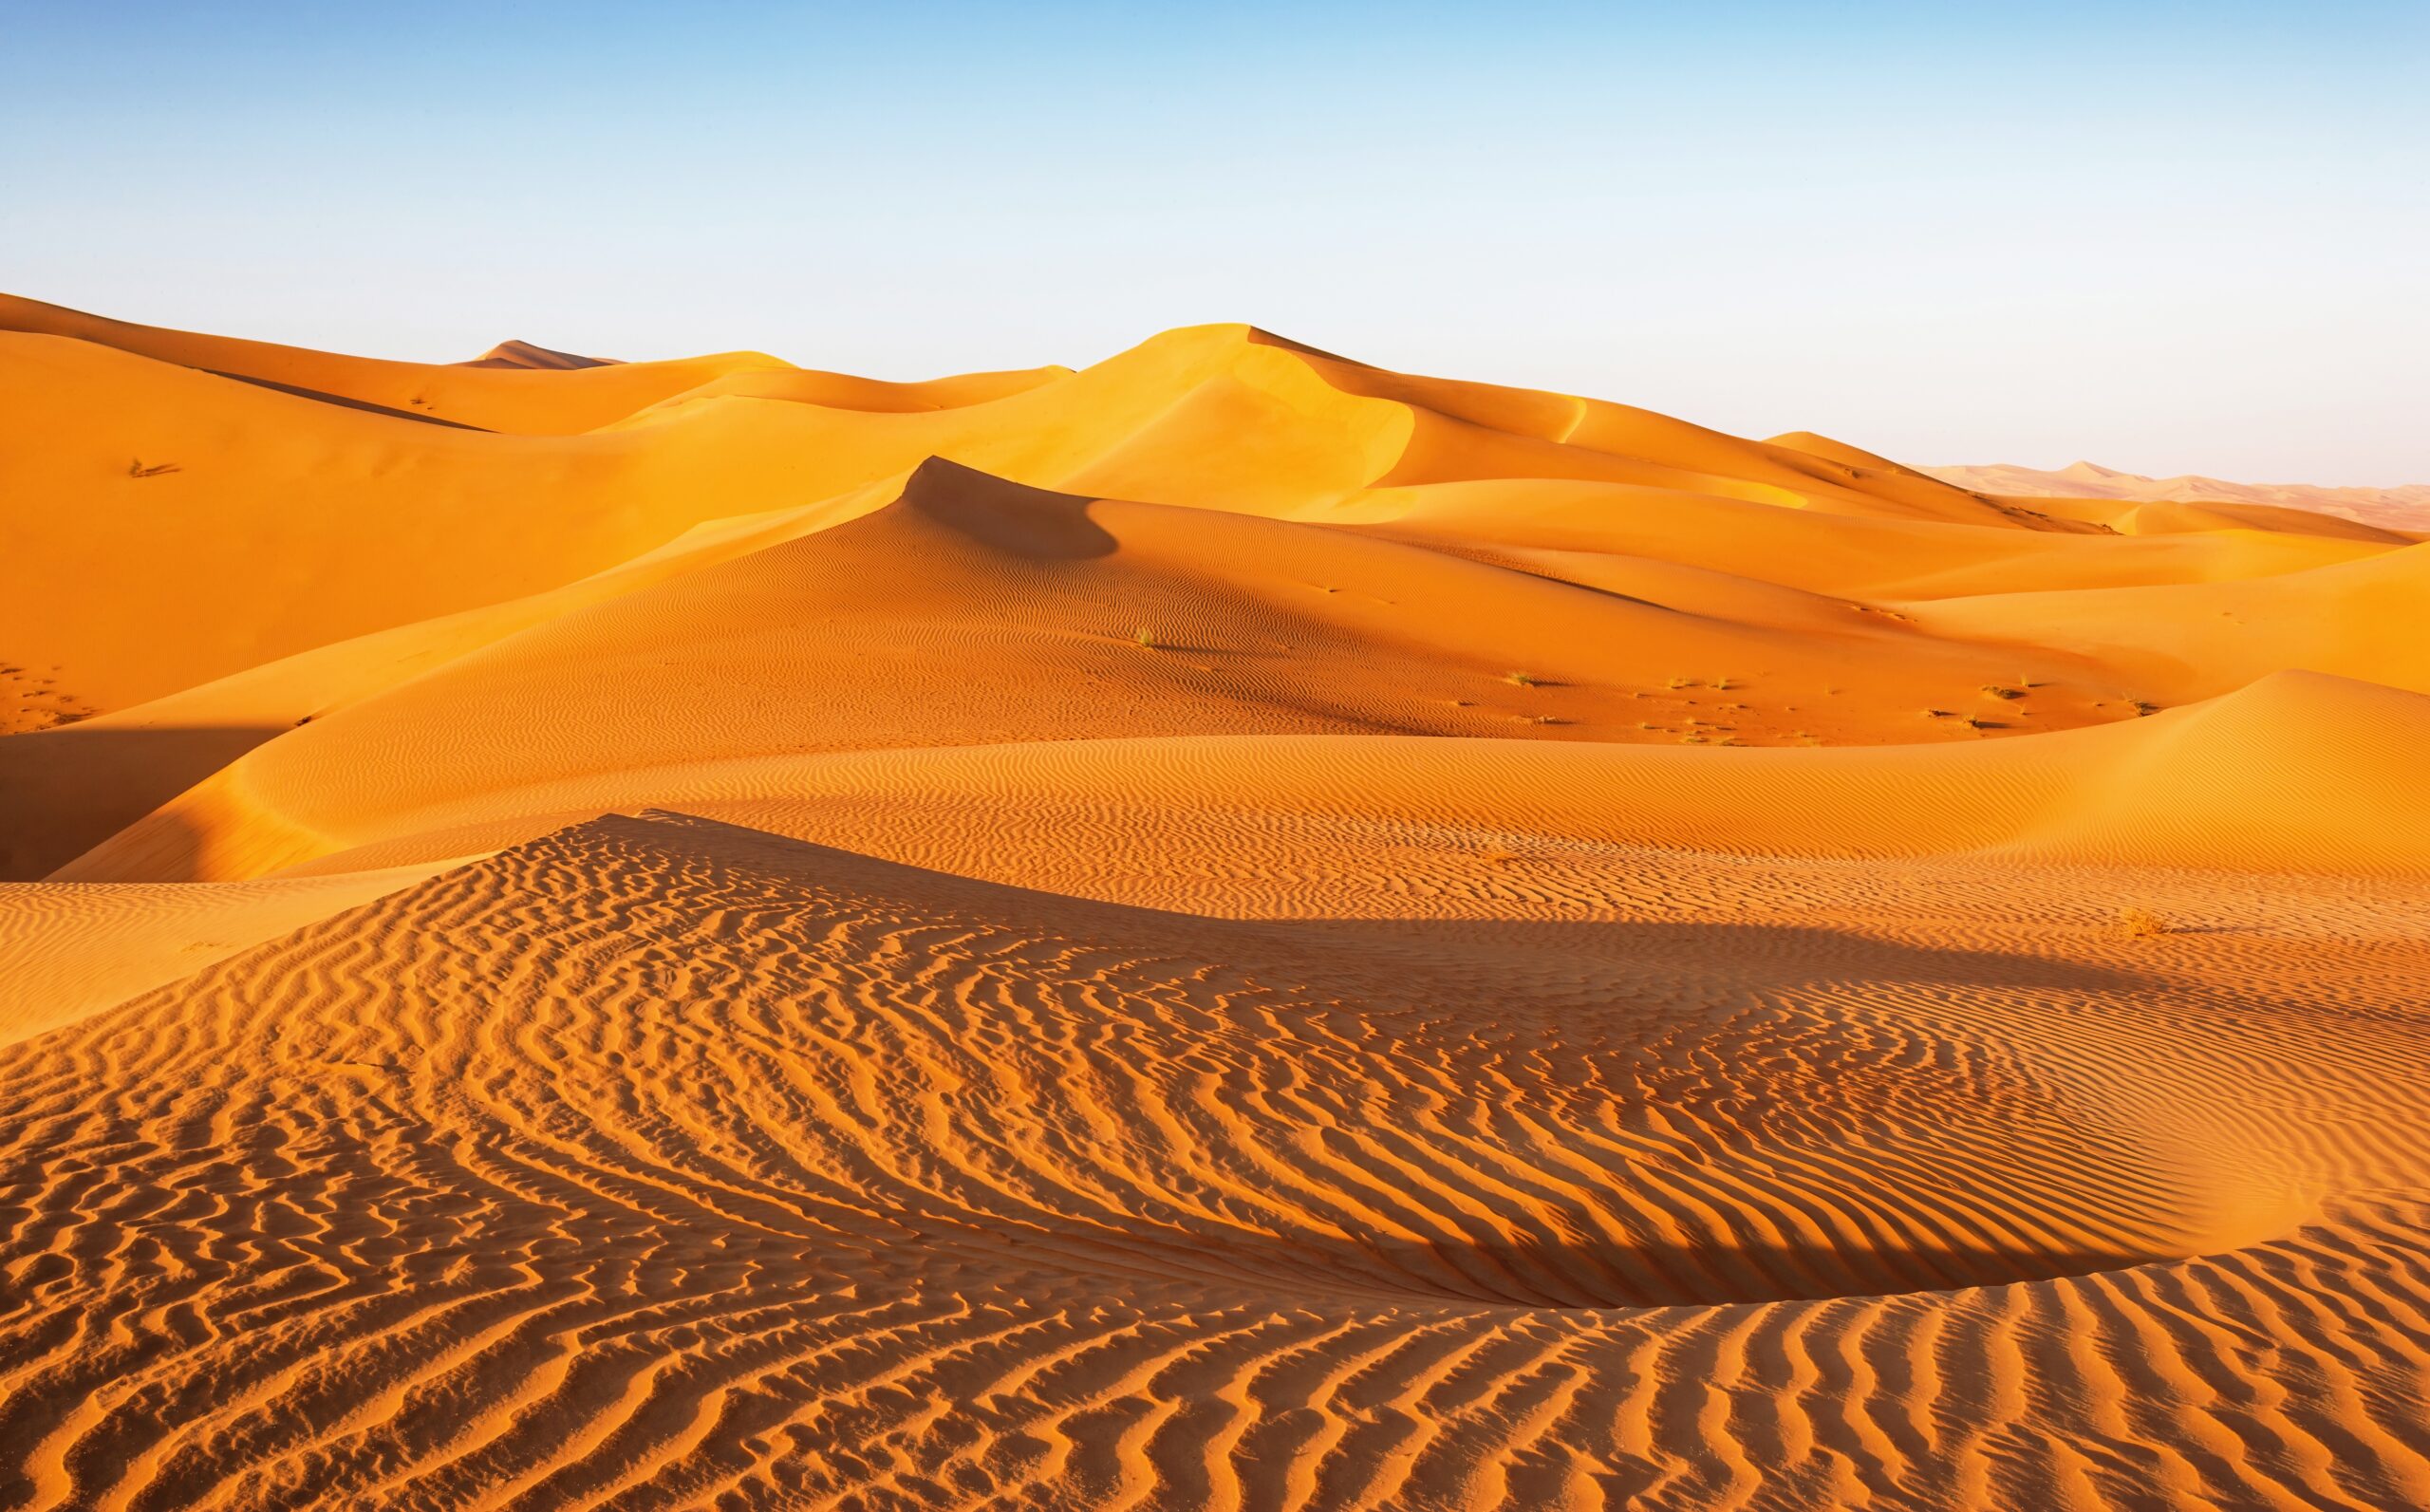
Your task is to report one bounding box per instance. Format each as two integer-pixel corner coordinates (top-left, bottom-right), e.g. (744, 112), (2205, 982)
(5, 292), (2429, 1511)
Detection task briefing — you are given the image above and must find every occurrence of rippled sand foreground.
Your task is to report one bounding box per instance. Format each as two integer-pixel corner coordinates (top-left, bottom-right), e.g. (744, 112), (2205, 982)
(4, 295), (2427, 1509)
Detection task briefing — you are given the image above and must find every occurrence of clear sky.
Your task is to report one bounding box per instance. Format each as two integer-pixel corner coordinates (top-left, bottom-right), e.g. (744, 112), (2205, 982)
(7, 1), (2425, 483)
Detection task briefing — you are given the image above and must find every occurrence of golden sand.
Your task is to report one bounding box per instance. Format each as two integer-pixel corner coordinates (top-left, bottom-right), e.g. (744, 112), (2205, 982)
(4, 293), (2426, 1510)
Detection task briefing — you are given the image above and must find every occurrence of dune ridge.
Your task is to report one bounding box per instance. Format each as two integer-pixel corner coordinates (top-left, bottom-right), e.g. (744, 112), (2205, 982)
(4, 297), (2427, 1510)
(1926, 457), (2430, 535)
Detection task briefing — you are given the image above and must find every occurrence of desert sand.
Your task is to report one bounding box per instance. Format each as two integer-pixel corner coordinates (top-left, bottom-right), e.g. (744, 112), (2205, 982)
(1928, 458), (2430, 536)
(3, 292), (2427, 1510)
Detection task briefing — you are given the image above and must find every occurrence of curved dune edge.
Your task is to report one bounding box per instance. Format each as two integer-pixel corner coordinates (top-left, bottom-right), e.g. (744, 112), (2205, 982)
(0, 858), (458, 1046)
(1924, 457), (2430, 537)
(4, 811), (2427, 1509)
(0, 291), (794, 434)
(21, 453), (2425, 889)
(0, 473), (905, 881)
(13, 306), (2396, 722)
(52, 667), (2430, 886)
(8, 301), (2430, 1510)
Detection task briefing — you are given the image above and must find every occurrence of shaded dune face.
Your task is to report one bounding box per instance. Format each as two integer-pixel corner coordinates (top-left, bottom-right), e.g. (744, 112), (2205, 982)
(6, 296), (2430, 1510)
(4, 816), (2200, 1309)
(3, 813), (2426, 1509)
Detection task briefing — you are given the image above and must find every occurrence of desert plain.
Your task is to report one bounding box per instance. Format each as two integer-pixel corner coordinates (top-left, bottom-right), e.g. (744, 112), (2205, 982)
(2, 292), (2427, 1510)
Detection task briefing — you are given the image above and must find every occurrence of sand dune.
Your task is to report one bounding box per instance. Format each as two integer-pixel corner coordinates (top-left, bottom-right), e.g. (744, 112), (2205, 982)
(461, 340), (618, 371)
(5, 299), (2427, 1509)
(0, 293), (783, 434)
(1927, 457), (2430, 535)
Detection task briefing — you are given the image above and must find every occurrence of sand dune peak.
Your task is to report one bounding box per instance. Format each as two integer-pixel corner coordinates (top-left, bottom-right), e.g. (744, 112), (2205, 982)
(4, 298), (2426, 1511)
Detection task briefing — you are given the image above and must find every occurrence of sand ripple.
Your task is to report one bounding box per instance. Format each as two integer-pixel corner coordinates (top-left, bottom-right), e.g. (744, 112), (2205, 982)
(4, 814), (2425, 1509)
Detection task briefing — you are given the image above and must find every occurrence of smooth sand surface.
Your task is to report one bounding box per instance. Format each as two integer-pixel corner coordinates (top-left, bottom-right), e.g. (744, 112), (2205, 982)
(1927, 458), (2430, 536)
(4, 295), (2427, 1510)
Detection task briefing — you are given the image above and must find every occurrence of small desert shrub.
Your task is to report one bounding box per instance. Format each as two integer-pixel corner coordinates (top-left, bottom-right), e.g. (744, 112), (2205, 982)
(2130, 700), (2160, 717)
(1667, 676), (1694, 689)
(2110, 906), (2171, 940)
(1505, 670), (1540, 687)
(1134, 626), (1160, 648)
(1922, 708), (1952, 719)
(1713, 677), (1737, 690)
(1980, 684), (2026, 700)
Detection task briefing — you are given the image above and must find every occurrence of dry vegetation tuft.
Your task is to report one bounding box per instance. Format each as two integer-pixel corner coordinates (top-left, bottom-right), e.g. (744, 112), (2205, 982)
(2110, 906), (2173, 940)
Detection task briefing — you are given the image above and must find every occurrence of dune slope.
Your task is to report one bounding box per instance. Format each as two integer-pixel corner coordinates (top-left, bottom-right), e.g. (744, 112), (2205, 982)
(4, 301), (2426, 1511)
(1925, 457), (2430, 535)
(6, 813), (2427, 1510)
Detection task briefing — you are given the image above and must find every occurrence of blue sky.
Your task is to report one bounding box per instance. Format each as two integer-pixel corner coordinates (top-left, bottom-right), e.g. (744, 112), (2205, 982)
(6, 1), (2425, 481)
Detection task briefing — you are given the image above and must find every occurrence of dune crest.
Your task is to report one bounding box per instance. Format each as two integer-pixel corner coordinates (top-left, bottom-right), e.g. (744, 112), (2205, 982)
(459, 338), (619, 369)
(5, 300), (2428, 1510)
(1928, 457), (2430, 534)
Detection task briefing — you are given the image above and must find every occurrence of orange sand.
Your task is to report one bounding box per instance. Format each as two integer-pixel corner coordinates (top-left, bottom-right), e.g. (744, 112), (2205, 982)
(1928, 457), (2430, 536)
(4, 293), (2427, 1510)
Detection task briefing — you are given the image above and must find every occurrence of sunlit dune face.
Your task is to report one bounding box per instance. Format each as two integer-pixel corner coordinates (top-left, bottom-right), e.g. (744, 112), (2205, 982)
(4, 295), (2428, 1511)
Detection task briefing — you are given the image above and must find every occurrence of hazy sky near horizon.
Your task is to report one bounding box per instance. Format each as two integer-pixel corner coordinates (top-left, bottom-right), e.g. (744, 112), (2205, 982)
(7, 1), (2425, 483)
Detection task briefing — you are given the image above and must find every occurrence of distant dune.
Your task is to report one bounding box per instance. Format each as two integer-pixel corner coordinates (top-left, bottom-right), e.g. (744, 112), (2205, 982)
(458, 338), (620, 370)
(4, 292), (2427, 1511)
(1928, 457), (2430, 534)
